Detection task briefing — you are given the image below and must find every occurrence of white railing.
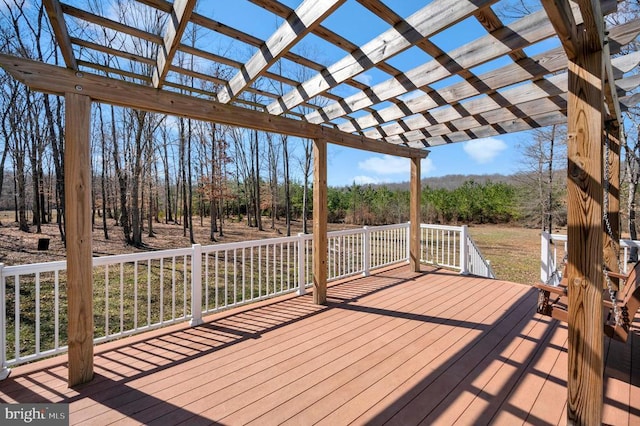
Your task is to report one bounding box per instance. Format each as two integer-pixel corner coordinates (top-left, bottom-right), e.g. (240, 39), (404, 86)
(466, 233), (496, 279)
(540, 231), (640, 284)
(0, 223), (493, 374)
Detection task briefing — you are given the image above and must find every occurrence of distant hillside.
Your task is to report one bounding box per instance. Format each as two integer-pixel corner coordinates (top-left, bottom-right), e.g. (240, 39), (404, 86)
(342, 173), (514, 191)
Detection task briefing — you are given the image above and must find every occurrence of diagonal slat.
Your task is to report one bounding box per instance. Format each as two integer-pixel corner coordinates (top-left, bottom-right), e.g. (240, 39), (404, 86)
(248, 0), (409, 113)
(338, 46), (567, 134)
(43, 0), (78, 70)
(336, 13), (639, 137)
(405, 110), (569, 148)
(370, 74), (569, 142)
(306, 8), (560, 125)
(365, 51), (640, 142)
(217, 0), (345, 103)
(266, 0), (500, 115)
(152, 0), (197, 88)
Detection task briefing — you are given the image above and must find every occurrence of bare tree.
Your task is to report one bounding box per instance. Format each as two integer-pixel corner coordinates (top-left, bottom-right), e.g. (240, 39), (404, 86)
(515, 125), (567, 231)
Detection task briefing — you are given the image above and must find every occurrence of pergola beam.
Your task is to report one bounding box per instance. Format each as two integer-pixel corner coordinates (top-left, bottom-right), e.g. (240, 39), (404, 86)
(152, 0), (196, 88)
(0, 55), (426, 160)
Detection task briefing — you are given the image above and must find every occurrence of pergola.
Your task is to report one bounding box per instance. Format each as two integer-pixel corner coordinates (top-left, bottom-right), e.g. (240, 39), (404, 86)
(1, 0), (639, 423)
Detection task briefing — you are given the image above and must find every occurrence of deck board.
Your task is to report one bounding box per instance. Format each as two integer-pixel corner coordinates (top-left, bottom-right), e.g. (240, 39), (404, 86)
(0, 265), (638, 425)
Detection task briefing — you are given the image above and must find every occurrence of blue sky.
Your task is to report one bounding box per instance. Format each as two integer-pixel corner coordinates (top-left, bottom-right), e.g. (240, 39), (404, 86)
(325, 133), (524, 187)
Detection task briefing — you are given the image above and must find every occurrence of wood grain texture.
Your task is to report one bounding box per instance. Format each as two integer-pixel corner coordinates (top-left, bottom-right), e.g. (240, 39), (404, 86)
(541, 0), (580, 60)
(566, 50), (605, 425)
(64, 92), (94, 386)
(313, 139), (328, 305)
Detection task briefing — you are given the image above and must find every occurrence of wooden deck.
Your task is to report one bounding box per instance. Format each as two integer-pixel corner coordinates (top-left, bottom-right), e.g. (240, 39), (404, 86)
(0, 265), (638, 425)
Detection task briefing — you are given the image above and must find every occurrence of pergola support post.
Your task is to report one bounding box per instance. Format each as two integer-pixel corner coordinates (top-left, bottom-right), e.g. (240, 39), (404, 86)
(566, 49), (605, 425)
(313, 139), (327, 305)
(65, 92), (94, 387)
(409, 157), (421, 272)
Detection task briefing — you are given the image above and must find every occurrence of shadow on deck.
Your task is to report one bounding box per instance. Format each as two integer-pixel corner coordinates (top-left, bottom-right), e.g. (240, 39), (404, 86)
(0, 265), (638, 425)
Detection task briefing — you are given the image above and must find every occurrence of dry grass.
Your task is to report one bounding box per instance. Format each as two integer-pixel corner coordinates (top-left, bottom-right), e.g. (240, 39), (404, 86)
(467, 224), (542, 285)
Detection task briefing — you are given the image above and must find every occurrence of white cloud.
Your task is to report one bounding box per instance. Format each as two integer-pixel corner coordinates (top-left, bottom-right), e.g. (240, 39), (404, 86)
(353, 175), (379, 185)
(358, 155), (408, 175)
(357, 155), (435, 177)
(421, 157), (435, 176)
(463, 138), (507, 164)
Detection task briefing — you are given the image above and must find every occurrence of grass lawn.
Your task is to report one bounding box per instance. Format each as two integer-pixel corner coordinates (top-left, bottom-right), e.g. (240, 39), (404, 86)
(466, 224), (542, 285)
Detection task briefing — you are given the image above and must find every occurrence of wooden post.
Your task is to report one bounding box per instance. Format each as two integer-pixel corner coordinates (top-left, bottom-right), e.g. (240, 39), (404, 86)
(313, 139), (327, 305)
(604, 122), (621, 287)
(65, 92), (94, 386)
(409, 157), (421, 272)
(566, 50), (604, 424)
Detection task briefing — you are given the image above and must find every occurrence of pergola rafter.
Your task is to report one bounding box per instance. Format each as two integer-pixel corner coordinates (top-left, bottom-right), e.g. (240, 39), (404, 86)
(152, 0), (196, 88)
(1, 1), (639, 423)
(216, 0), (346, 103)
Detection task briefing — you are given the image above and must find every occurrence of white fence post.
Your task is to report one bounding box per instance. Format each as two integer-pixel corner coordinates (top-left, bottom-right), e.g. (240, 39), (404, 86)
(406, 222), (411, 263)
(0, 264), (10, 379)
(298, 233), (306, 295)
(460, 225), (469, 275)
(540, 231), (551, 283)
(190, 244), (203, 326)
(363, 226), (371, 276)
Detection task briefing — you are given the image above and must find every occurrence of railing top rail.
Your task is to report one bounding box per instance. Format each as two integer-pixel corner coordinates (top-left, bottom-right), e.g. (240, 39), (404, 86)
(2, 260), (68, 275)
(328, 228), (366, 237)
(369, 223), (409, 231)
(92, 247), (193, 266)
(544, 232), (568, 242)
(420, 224), (464, 232)
(201, 235), (301, 253)
(619, 239), (640, 249)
